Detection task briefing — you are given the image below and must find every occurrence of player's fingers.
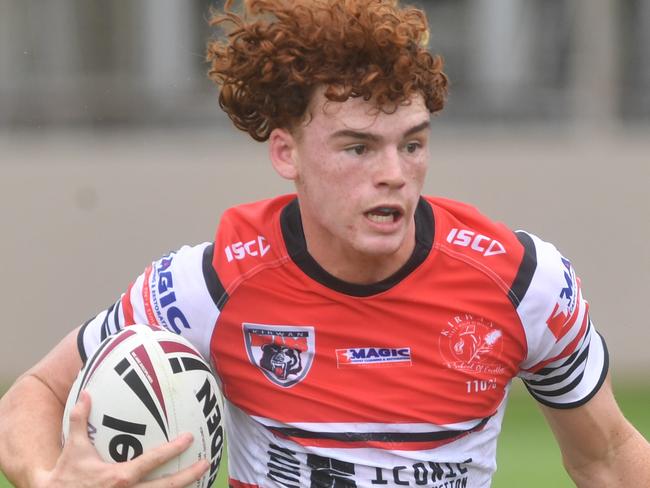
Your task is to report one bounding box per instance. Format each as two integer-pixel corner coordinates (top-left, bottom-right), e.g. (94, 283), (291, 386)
(67, 390), (92, 445)
(138, 459), (210, 488)
(128, 433), (195, 480)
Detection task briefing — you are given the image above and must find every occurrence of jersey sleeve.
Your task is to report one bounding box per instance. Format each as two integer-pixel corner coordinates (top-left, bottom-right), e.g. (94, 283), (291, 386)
(77, 242), (225, 363)
(514, 231), (609, 409)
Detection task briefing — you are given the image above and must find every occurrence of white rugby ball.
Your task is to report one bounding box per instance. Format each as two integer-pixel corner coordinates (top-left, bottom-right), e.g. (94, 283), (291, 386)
(62, 324), (224, 487)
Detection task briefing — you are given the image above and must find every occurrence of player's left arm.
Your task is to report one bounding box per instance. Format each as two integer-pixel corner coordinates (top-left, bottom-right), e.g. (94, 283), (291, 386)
(540, 374), (650, 487)
(514, 231), (649, 487)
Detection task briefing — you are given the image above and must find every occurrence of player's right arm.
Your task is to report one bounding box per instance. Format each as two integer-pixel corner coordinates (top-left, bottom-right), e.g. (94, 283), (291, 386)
(0, 325), (209, 488)
(0, 243), (218, 487)
(0, 326), (83, 486)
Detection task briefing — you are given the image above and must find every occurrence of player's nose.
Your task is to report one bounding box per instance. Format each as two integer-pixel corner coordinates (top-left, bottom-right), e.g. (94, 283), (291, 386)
(374, 147), (406, 189)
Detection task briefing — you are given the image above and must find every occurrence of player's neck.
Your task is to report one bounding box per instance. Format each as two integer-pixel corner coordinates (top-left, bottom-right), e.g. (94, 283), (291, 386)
(302, 222), (417, 286)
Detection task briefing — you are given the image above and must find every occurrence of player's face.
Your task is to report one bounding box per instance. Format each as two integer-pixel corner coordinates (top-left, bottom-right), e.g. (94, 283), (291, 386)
(273, 88), (431, 283)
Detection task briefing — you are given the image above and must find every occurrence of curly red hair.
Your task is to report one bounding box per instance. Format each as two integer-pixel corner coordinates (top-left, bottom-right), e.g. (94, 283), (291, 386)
(207, 0), (448, 141)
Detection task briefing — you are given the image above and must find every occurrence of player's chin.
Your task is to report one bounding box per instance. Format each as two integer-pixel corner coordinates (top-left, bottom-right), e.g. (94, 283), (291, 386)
(355, 233), (408, 257)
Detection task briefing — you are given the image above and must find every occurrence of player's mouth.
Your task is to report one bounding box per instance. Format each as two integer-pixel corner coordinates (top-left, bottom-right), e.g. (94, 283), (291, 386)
(364, 206), (404, 225)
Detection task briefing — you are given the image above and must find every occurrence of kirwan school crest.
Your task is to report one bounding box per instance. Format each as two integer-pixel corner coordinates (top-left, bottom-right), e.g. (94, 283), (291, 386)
(243, 323), (315, 388)
(439, 313), (505, 375)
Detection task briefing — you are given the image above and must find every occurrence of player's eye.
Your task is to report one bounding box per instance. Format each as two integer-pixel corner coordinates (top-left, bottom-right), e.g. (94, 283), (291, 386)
(345, 144), (367, 156)
(405, 142), (421, 154)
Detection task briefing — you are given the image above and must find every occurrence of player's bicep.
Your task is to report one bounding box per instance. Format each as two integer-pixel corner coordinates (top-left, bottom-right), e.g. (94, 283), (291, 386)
(23, 325), (84, 406)
(538, 375), (635, 471)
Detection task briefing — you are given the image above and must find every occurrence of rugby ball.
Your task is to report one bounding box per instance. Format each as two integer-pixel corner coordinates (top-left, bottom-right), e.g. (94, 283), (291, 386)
(62, 324), (224, 487)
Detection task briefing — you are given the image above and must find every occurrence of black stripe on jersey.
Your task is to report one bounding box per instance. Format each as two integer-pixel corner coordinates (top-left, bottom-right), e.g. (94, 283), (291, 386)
(529, 369), (586, 397)
(77, 318), (93, 364)
(280, 197), (434, 297)
(524, 321), (592, 387)
(202, 243), (229, 309)
(112, 300), (122, 332)
(534, 335), (586, 377)
(79, 300), (123, 364)
(100, 303), (116, 342)
(525, 343), (589, 388)
(508, 231), (537, 307)
(269, 416), (490, 444)
(269, 443), (299, 458)
(526, 347), (589, 396)
(526, 332), (609, 409)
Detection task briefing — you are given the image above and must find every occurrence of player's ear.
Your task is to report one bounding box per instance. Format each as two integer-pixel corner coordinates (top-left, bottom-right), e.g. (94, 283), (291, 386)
(269, 128), (298, 181)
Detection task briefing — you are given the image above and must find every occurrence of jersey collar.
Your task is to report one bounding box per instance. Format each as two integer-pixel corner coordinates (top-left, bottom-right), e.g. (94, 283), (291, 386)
(280, 197), (434, 297)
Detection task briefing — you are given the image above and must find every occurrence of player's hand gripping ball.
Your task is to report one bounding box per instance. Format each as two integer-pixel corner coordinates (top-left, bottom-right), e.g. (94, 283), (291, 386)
(62, 324), (224, 487)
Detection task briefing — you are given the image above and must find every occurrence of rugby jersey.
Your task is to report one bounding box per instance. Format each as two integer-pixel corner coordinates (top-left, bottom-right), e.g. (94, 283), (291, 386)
(78, 194), (608, 488)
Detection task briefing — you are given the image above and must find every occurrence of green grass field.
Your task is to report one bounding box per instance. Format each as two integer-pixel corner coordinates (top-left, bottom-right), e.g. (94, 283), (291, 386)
(1, 381), (648, 487)
(493, 381), (650, 487)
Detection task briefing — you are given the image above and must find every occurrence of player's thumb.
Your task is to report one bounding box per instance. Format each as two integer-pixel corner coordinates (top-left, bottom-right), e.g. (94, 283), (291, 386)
(67, 390), (92, 444)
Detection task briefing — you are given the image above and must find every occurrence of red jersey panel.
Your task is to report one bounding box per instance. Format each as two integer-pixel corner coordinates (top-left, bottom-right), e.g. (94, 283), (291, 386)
(78, 194), (608, 488)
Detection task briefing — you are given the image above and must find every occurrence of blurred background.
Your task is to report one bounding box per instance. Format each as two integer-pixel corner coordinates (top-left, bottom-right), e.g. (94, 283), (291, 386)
(1, 0), (648, 486)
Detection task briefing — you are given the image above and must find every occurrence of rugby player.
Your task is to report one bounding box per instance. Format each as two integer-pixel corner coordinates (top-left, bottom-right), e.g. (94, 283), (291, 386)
(0, 1), (648, 487)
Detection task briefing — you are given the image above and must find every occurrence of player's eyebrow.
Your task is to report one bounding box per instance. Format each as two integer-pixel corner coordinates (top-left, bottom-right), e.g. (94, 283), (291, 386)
(330, 120), (430, 142)
(403, 120), (430, 137)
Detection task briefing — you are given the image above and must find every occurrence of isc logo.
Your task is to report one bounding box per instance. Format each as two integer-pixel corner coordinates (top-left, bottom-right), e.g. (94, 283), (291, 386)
(224, 235), (270, 262)
(446, 228), (506, 257)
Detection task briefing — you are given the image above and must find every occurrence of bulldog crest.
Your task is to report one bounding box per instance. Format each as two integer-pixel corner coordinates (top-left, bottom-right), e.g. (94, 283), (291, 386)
(243, 323), (315, 387)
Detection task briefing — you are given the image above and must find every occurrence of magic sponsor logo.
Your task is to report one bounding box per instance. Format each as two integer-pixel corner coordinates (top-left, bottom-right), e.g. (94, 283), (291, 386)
(336, 347), (412, 368)
(147, 252), (191, 333)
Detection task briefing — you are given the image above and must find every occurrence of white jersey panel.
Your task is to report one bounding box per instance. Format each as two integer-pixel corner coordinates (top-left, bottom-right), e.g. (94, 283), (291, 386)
(78, 300), (125, 359)
(78, 242), (221, 363)
(224, 387), (511, 488)
(515, 232), (608, 408)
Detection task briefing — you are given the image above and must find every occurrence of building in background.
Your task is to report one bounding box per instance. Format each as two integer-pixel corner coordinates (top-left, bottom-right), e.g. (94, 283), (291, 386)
(1, 0), (648, 128)
(1, 1), (649, 383)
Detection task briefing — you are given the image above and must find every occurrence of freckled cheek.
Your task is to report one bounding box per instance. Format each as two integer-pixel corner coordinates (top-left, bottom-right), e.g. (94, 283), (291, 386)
(310, 174), (358, 220)
(325, 183), (362, 232)
(320, 163), (364, 198)
(409, 158), (428, 183)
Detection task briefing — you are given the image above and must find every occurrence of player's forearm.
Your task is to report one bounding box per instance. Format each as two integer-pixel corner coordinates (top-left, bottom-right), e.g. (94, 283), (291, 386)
(0, 373), (66, 487)
(566, 422), (650, 488)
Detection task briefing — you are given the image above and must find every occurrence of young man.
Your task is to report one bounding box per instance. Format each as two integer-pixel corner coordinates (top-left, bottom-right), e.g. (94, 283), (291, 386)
(0, 0), (648, 487)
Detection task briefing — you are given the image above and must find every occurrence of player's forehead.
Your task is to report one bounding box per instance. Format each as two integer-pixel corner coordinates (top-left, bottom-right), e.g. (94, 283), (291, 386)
(300, 86), (430, 139)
